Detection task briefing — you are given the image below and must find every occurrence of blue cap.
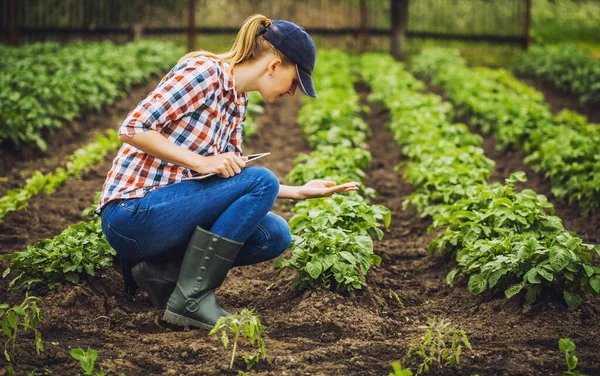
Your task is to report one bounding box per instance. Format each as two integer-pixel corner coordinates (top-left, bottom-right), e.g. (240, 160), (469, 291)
(260, 20), (317, 98)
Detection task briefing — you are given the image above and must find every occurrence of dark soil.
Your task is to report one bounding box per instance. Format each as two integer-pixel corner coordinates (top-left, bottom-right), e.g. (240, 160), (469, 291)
(0, 79), (161, 196)
(1, 87), (599, 376)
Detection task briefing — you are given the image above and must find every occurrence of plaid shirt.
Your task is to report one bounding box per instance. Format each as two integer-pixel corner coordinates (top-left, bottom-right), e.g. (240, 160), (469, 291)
(96, 57), (248, 212)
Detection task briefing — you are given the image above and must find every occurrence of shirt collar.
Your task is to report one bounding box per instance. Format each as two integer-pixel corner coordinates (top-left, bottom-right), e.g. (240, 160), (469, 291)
(221, 61), (248, 105)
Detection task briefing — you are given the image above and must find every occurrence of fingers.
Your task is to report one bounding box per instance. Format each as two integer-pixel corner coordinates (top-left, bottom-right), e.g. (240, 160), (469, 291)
(218, 153), (245, 178)
(326, 182), (360, 195)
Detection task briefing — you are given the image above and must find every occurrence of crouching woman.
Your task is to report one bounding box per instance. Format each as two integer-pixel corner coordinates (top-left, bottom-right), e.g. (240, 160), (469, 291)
(95, 14), (358, 329)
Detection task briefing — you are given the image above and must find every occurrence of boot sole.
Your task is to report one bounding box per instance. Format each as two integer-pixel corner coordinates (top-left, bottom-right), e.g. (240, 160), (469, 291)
(131, 264), (165, 309)
(162, 310), (215, 330)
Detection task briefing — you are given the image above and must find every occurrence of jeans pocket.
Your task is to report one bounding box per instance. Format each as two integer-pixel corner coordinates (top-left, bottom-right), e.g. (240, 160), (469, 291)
(106, 224), (143, 258)
(118, 198), (146, 213)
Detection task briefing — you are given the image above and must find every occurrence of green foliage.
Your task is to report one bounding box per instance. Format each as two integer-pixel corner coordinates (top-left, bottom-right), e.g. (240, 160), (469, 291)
(1, 295), (43, 363)
(70, 347), (124, 376)
(1, 201), (115, 290)
(404, 317), (472, 375)
(209, 308), (266, 371)
(531, 0), (600, 44)
(0, 40), (183, 149)
(389, 362), (413, 376)
(559, 339), (582, 376)
(0, 130), (121, 223)
(430, 173), (599, 307)
(361, 53), (600, 308)
(289, 193), (390, 239)
(512, 44), (600, 104)
(276, 50), (390, 292)
(411, 48), (600, 216)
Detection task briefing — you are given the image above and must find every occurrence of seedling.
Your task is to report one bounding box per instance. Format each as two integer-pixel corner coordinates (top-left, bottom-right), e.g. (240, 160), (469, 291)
(70, 347), (124, 376)
(389, 361), (413, 376)
(1, 294), (43, 363)
(559, 338), (583, 376)
(209, 308), (266, 370)
(404, 316), (472, 375)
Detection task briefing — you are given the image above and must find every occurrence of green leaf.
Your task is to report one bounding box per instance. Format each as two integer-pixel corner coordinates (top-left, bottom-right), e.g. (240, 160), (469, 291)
(505, 283), (523, 299)
(549, 246), (570, 272)
(305, 261), (323, 279)
(589, 276), (600, 294)
(338, 251), (357, 265)
(583, 264), (594, 277)
(559, 338), (576, 353)
(563, 291), (582, 309)
(467, 273), (488, 295)
(446, 269), (459, 287)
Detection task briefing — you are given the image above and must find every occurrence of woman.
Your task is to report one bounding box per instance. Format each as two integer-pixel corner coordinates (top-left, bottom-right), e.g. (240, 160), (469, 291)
(96, 14), (359, 329)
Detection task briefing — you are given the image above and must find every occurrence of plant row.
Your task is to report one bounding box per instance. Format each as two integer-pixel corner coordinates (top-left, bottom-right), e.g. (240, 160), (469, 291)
(512, 44), (600, 104)
(0, 40), (184, 150)
(411, 48), (600, 216)
(360, 53), (599, 308)
(274, 50), (390, 292)
(0, 130), (121, 224)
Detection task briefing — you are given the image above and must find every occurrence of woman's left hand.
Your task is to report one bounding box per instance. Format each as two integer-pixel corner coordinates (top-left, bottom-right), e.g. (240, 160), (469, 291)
(296, 180), (360, 199)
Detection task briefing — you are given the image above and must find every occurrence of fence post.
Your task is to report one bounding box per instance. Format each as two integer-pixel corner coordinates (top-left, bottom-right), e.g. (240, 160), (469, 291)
(131, 0), (146, 41)
(187, 0), (196, 52)
(8, 0), (18, 45)
(359, 0), (367, 53)
(390, 0), (409, 60)
(523, 0), (531, 50)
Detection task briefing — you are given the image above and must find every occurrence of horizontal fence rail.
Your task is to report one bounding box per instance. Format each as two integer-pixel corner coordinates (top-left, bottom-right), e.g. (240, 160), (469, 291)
(1, 0), (530, 47)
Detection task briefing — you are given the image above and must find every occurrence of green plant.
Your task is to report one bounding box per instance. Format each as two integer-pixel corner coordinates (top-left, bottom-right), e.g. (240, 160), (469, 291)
(209, 308), (266, 371)
(361, 53), (600, 307)
(559, 339), (583, 376)
(410, 48), (600, 216)
(70, 347), (124, 376)
(0, 40), (183, 149)
(1, 200), (116, 290)
(1, 294), (44, 363)
(512, 44), (600, 104)
(389, 362), (413, 376)
(0, 130), (122, 223)
(404, 317), (472, 375)
(430, 173), (600, 308)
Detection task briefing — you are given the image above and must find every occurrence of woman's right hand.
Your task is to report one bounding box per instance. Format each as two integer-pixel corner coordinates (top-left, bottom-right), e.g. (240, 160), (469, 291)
(195, 152), (248, 178)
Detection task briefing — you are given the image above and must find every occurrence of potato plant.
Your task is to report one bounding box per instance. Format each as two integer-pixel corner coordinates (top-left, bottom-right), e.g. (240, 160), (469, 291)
(411, 48), (600, 216)
(0, 130), (122, 224)
(512, 44), (600, 104)
(209, 308), (266, 371)
(559, 339), (582, 376)
(276, 50), (391, 292)
(360, 53), (599, 308)
(1, 200), (115, 290)
(403, 317), (472, 375)
(1, 295), (43, 363)
(0, 40), (184, 149)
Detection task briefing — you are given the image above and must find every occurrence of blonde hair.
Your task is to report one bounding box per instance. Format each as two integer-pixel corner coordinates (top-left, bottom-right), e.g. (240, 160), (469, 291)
(179, 14), (292, 69)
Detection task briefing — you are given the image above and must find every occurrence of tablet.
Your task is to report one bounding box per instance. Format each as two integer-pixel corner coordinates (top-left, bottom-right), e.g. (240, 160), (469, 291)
(182, 152), (271, 181)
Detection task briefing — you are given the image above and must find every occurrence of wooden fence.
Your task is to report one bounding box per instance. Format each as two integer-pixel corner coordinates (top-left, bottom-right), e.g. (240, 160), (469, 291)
(1, 0), (532, 56)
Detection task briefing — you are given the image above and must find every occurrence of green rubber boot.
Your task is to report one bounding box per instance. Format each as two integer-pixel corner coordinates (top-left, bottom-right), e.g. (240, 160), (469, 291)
(131, 256), (182, 309)
(162, 226), (243, 329)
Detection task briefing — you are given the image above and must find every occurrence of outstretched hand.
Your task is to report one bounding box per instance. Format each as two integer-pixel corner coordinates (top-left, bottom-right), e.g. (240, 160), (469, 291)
(296, 180), (360, 199)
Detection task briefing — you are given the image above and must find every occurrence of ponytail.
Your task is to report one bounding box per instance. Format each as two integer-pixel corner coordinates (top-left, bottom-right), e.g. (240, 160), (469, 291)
(179, 14), (291, 69)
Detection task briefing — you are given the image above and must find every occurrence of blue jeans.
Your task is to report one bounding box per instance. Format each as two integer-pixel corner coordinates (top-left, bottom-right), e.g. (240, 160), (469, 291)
(99, 166), (292, 268)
